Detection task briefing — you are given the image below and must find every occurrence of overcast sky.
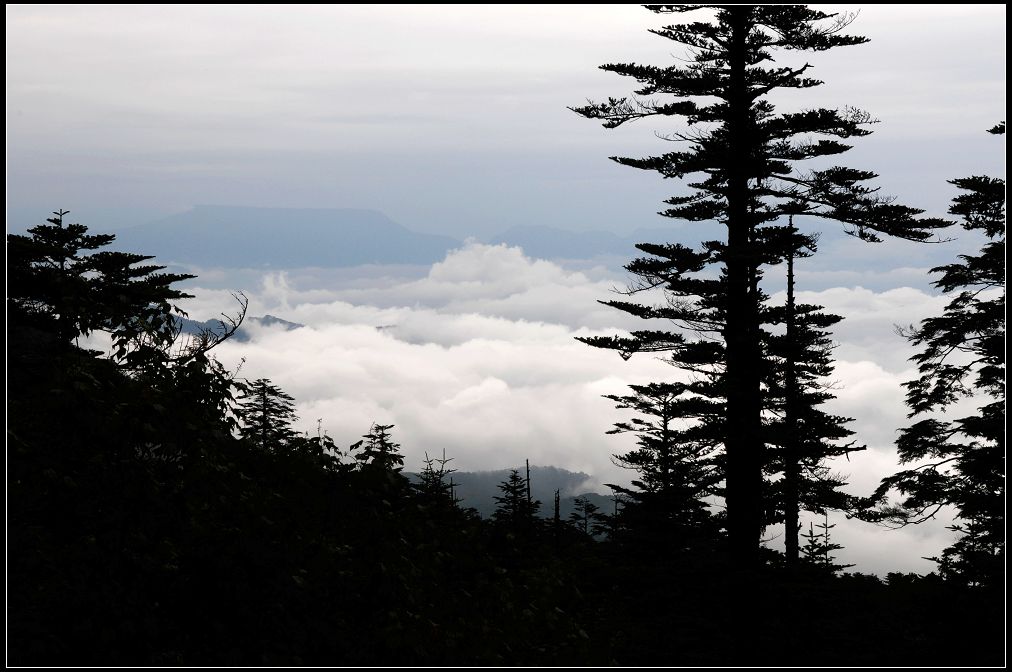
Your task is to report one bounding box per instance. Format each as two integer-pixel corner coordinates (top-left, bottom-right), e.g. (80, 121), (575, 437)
(6, 4), (1006, 236)
(8, 5), (1006, 575)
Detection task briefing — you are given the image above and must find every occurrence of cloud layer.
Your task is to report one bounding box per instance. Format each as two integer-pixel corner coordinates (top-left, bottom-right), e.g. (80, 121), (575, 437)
(175, 243), (966, 575)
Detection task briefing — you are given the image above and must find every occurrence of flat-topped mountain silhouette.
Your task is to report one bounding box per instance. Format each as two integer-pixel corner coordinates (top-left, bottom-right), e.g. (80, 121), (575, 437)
(113, 205), (461, 268)
(109, 205), (688, 269)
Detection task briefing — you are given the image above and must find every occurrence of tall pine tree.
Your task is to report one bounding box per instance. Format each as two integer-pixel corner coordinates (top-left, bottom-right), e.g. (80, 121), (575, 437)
(573, 5), (947, 563)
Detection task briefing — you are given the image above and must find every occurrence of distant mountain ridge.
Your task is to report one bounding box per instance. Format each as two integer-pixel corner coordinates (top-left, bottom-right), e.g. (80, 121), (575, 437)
(109, 205), (689, 269)
(113, 205), (461, 268)
(175, 313), (303, 343)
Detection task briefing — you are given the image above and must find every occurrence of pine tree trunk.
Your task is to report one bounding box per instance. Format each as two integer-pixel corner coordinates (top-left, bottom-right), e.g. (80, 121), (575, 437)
(784, 238), (801, 567)
(724, 5), (763, 566)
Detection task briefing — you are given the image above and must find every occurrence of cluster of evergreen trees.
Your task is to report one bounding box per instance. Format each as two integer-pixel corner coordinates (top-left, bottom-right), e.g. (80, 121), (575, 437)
(573, 4), (1003, 585)
(6, 4), (1003, 666)
(5, 210), (596, 664)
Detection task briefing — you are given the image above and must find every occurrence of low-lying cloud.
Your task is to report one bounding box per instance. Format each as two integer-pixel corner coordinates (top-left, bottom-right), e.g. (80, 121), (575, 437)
(178, 242), (963, 575)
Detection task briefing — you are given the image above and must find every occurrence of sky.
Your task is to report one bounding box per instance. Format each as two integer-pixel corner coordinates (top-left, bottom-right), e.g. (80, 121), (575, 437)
(6, 4), (1006, 236)
(7, 5), (1006, 575)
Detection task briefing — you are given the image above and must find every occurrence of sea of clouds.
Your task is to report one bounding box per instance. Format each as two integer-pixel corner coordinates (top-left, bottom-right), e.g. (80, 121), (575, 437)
(173, 242), (967, 575)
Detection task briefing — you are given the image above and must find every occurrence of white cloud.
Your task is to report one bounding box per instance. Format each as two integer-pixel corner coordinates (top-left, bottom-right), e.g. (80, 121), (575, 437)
(186, 242), (649, 333)
(181, 243), (975, 575)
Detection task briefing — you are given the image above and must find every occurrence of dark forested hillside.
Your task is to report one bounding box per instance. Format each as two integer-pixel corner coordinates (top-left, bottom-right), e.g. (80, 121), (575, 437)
(7, 209), (1003, 666)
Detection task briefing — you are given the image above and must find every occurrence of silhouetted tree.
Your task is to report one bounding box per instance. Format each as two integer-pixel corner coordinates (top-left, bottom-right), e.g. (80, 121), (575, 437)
(8, 211), (251, 664)
(237, 378), (300, 453)
(592, 488), (628, 542)
(800, 514), (854, 574)
(6, 209), (228, 369)
(7, 209), (248, 440)
(603, 382), (720, 550)
(573, 5), (947, 563)
(348, 423), (410, 504)
(493, 468), (542, 529)
(416, 449), (459, 507)
(569, 496), (604, 537)
(765, 223), (864, 567)
(868, 123), (1005, 587)
(353, 423), (405, 472)
(298, 417), (342, 467)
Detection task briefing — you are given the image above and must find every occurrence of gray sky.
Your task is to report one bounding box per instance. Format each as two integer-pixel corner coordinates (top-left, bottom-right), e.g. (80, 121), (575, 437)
(6, 4), (1006, 236)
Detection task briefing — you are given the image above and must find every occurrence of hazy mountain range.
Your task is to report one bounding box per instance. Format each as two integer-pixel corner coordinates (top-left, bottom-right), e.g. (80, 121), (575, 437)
(176, 313), (304, 343)
(104, 205), (677, 268)
(111, 205), (459, 268)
